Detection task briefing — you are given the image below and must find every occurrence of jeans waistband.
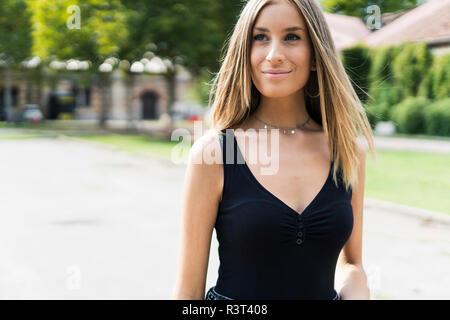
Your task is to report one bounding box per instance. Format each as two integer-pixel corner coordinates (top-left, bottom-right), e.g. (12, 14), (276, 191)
(332, 291), (341, 300)
(205, 286), (341, 300)
(205, 286), (234, 300)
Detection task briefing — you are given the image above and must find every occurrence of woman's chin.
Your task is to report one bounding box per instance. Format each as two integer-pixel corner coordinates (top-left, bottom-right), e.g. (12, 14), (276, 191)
(259, 89), (294, 98)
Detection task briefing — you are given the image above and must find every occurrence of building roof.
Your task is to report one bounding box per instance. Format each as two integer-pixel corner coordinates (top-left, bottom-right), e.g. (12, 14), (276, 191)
(324, 12), (371, 50)
(380, 9), (414, 26)
(364, 0), (450, 47)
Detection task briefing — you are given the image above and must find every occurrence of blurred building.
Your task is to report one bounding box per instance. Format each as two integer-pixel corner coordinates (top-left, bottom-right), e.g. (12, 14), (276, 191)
(324, 12), (371, 51)
(0, 63), (194, 122)
(364, 0), (450, 55)
(75, 66), (194, 122)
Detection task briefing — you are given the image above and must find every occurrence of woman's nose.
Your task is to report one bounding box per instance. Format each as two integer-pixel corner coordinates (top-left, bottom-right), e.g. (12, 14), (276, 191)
(266, 41), (284, 63)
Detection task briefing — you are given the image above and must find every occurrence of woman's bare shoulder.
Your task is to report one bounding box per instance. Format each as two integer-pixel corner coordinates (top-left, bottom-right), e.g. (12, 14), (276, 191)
(188, 129), (224, 201)
(190, 129), (224, 163)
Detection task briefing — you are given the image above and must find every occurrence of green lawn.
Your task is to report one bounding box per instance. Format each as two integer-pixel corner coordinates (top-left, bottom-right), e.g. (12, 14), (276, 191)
(365, 149), (449, 214)
(389, 133), (450, 142)
(0, 127), (448, 214)
(72, 133), (183, 160)
(0, 120), (99, 131)
(0, 132), (58, 139)
(62, 134), (450, 215)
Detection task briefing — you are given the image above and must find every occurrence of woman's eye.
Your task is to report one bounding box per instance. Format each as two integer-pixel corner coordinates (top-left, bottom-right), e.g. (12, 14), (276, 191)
(286, 33), (300, 41)
(253, 33), (300, 41)
(253, 34), (266, 41)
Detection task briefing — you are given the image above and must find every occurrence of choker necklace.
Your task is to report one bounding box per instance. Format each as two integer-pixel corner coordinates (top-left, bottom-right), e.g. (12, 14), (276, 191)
(253, 114), (311, 135)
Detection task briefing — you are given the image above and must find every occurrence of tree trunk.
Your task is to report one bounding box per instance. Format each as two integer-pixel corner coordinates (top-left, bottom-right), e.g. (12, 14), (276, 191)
(26, 74), (32, 104)
(4, 64), (13, 122)
(165, 71), (176, 128)
(35, 68), (42, 108)
(98, 73), (111, 128)
(125, 72), (135, 132)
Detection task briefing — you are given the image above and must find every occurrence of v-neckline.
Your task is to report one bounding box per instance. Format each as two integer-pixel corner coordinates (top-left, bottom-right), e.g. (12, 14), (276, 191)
(232, 129), (333, 217)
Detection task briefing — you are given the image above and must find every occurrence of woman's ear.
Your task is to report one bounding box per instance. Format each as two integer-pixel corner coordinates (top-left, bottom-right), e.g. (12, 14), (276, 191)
(310, 57), (317, 71)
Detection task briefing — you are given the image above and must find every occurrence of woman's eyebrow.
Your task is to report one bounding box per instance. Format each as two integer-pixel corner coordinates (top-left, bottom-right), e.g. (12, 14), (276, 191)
(253, 26), (305, 32)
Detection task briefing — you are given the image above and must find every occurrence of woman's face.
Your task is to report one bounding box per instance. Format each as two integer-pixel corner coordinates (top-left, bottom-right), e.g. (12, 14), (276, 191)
(250, 1), (316, 98)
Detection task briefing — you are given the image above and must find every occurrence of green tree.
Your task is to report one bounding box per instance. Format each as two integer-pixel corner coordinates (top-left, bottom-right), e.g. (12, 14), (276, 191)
(27, 0), (130, 126)
(120, 0), (244, 125)
(0, 0), (32, 121)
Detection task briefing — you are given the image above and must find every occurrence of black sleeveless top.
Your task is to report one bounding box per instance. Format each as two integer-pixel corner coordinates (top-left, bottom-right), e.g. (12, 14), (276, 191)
(213, 129), (354, 300)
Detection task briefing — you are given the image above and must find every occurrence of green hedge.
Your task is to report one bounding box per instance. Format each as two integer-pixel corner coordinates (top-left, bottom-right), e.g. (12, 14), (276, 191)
(419, 54), (450, 100)
(347, 41), (450, 136)
(340, 43), (371, 104)
(390, 97), (430, 134)
(365, 100), (390, 129)
(431, 55), (450, 100)
(423, 98), (450, 137)
(391, 42), (433, 102)
(367, 44), (403, 108)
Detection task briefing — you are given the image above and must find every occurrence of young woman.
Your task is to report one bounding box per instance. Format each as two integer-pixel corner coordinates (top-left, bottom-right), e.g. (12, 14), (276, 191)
(173, 0), (376, 300)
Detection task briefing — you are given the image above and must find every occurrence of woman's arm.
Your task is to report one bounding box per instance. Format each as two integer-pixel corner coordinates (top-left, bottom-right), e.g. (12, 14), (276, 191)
(335, 139), (371, 300)
(172, 132), (223, 300)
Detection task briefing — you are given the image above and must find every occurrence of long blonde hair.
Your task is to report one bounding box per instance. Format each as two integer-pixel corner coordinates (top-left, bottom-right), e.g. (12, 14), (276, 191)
(207, 0), (376, 192)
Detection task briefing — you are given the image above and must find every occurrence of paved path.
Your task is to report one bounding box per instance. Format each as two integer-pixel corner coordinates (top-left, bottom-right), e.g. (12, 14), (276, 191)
(4, 125), (450, 153)
(364, 135), (450, 154)
(0, 137), (448, 299)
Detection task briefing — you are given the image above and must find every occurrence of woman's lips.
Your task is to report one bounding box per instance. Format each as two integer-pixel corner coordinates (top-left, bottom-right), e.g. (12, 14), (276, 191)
(262, 71), (291, 79)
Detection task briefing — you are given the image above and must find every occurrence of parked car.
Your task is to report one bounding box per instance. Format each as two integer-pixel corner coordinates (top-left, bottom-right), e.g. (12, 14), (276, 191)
(172, 102), (206, 121)
(12, 104), (44, 124)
